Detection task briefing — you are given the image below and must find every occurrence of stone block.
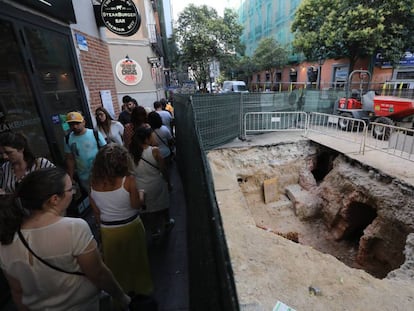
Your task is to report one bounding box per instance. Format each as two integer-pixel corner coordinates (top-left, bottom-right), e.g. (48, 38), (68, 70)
(285, 184), (322, 220)
(263, 177), (278, 203)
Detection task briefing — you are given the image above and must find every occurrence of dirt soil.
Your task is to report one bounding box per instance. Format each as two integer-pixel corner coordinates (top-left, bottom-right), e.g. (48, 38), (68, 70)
(207, 146), (414, 311)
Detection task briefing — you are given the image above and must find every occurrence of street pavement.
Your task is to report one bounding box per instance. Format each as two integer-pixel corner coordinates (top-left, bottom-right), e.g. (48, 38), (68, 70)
(1, 160), (189, 311)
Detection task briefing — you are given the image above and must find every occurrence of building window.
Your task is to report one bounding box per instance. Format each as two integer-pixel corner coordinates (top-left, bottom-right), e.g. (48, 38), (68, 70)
(332, 65), (349, 89)
(395, 70), (414, 80)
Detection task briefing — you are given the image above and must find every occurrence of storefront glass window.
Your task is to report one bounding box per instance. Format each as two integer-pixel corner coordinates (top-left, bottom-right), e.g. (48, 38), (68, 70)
(0, 19), (50, 159)
(25, 26), (83, 160)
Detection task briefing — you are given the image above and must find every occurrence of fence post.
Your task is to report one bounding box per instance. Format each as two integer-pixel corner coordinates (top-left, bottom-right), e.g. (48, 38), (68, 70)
(360, 122), (367, 155)
(239, 93), (246, 141)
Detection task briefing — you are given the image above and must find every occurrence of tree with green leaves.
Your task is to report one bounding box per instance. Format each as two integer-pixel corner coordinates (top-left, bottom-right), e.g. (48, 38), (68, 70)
(252, 37), (289, 89)
(174, 5), (243, 91)
(291, 0), (414, 72)
(235, 56), (257, 86)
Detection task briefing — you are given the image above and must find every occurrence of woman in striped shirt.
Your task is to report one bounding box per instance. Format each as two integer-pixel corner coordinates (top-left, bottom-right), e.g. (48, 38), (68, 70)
(0, 132), (55, 193)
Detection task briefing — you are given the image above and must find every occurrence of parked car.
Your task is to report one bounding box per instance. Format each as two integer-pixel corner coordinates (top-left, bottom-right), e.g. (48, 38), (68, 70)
(221, 81), (249, 93)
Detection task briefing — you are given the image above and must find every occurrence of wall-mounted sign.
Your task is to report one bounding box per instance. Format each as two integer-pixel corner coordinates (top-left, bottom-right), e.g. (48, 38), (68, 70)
(375, 51), (414, 68)
(147, 57), (160, 64)
(75, 33), (88, 51)
(115, 56), (143, 86)
(100, 0), (141, 36)
(100, 90), (115, 118)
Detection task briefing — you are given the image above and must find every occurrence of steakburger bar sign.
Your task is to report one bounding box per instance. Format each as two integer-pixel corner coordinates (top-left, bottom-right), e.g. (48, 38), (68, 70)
(100, 0), (141, 36)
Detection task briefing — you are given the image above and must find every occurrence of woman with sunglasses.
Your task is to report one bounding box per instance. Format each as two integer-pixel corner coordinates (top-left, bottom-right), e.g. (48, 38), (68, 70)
(0, 167), (131, 310)
(95, 107), (124, 145)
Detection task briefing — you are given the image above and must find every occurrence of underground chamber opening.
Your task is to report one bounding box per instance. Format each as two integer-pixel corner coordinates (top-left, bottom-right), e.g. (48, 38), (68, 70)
(332, 202), (404, 278)
(311, 151), (338, 182)
(340, 202), (377, 243)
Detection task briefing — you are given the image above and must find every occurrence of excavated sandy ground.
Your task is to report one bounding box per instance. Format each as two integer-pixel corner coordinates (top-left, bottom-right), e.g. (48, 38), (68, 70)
(207, 141), (414, 311)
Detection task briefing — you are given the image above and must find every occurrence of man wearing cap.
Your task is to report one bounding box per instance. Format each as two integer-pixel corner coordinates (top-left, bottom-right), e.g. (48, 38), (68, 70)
(64, 111), (106, 192)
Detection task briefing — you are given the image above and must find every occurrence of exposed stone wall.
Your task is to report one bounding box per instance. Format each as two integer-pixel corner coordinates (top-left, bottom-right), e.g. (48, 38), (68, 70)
(217, 141), (319, 197)
(317, 155), (414, 278)
(387, 233), (414, 281)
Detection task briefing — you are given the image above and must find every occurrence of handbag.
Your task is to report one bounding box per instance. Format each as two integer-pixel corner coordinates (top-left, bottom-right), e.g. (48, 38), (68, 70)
(154, 131), (175, 158)
(140, 154), (172, 189)
(17, 230), (85, 275)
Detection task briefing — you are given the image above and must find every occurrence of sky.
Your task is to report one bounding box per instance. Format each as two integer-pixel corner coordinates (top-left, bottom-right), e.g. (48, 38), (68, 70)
(170, 0), (242, 22)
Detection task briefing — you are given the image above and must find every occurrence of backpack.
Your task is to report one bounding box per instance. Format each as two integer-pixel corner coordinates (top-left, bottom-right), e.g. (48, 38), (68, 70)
(65, 129), (102, 150)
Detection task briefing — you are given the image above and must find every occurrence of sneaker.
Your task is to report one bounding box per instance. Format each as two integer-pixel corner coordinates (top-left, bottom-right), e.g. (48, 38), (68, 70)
(165, 218), (175, 233)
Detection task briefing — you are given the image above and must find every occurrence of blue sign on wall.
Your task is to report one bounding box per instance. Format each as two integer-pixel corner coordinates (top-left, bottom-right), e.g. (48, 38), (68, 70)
(375, 51), (414, 67)
(75, 34), (88, 51)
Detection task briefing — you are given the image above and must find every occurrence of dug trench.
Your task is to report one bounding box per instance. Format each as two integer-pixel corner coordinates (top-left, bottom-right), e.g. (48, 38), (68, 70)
(207, 140), (414, 310)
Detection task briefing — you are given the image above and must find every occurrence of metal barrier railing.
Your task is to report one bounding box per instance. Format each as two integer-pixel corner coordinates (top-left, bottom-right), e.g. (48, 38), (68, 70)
(243, 112), (414, 162)
(366, 122), (414, 161)
(243, 111), (308, 138)
(306, 112), (368, 154)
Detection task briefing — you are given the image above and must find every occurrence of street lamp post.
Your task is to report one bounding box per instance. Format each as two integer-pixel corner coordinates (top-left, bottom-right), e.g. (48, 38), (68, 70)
(317, 46), (326, 90)
(317, 57), (325, 90)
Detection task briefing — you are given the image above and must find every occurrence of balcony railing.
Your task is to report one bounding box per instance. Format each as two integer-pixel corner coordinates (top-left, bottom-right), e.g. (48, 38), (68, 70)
(147, 23), (164, 56)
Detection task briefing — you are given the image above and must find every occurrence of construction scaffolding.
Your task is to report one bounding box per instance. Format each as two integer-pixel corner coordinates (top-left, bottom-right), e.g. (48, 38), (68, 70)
(238, 0), (302, 60)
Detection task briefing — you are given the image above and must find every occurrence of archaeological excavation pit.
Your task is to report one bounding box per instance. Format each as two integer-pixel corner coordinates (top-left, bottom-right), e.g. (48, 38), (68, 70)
(209, 141), (414, 279)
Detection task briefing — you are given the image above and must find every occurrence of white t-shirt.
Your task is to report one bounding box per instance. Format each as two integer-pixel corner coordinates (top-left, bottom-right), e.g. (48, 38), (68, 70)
(0, 218), (99, 310)
(156, 110), (173, 133)
(97, 121), (124, 145)
(154, 125), (173, 159)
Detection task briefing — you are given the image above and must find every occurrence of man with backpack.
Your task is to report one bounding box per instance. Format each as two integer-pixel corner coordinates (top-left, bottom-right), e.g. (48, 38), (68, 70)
(64, 111), (106, 193)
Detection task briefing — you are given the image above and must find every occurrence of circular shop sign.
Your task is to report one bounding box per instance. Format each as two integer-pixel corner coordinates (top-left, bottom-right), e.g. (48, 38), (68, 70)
(115, 57), (143, 86)
(101, 0), (141, 36)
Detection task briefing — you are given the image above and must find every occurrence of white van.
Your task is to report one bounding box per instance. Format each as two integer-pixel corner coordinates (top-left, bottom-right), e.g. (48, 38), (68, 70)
(222, 81), (248, 93)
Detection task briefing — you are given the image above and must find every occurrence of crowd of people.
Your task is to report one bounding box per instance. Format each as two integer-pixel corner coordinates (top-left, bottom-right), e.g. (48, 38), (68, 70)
(0, 95), (175, 310)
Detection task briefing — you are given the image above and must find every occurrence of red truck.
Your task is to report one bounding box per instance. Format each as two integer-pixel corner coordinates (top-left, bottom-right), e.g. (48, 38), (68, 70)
(337, 70), (414, 139)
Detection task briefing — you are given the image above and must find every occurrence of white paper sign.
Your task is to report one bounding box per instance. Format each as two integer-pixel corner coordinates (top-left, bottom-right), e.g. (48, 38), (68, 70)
(273, 301), (296, 311)
(328, 116), (339, 124)
(100, 90), (115, 119)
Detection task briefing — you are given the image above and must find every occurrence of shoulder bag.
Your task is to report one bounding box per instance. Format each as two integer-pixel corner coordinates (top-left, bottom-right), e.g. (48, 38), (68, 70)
(154, 131), (175, 161)
(17, 230), (85, 276)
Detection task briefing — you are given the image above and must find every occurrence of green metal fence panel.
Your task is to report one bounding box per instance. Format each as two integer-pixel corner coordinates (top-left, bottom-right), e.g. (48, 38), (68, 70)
(300, 90), (338, 113)
(189, 89), (344, 150)
(174, 94), (240, 311)
(192, 94), (242, 150)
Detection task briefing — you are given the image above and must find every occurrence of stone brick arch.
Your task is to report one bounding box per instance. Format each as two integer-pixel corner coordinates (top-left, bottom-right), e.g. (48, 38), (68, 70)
(341, 201), (377, 242)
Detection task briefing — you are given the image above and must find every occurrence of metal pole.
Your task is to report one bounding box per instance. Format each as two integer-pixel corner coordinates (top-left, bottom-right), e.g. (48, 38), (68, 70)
(317, 65), (322, 89)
